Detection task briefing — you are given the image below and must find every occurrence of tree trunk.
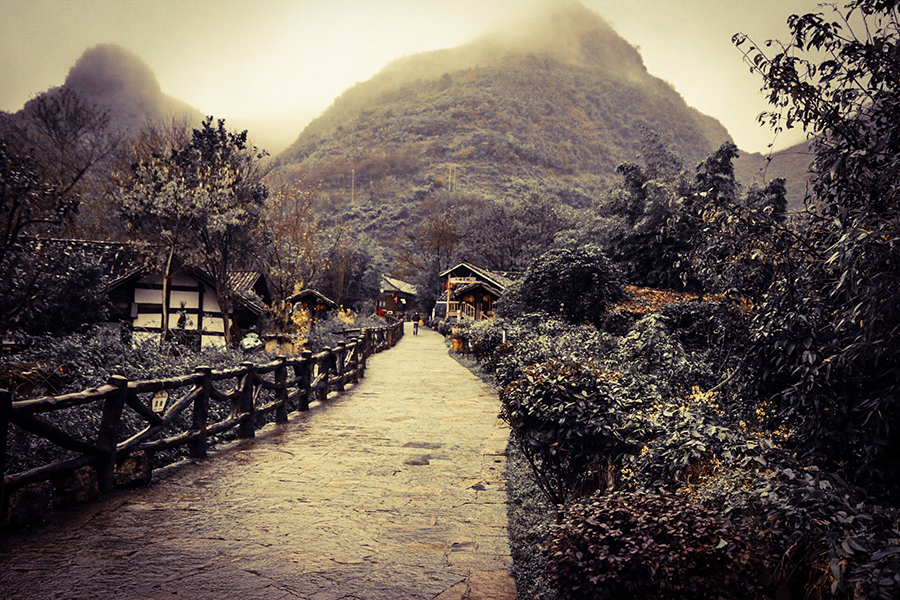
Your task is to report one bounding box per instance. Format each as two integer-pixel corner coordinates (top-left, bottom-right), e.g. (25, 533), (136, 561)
(160, 245), (175, 347)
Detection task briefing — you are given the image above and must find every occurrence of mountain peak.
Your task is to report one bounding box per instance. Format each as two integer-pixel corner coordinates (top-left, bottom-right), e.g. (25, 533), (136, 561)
(476, 0), (644, 73)
(65, 44), (162, 102)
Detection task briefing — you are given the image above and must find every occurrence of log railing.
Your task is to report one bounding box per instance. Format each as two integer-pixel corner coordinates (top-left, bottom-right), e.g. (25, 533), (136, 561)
(0, 321), (404, 524)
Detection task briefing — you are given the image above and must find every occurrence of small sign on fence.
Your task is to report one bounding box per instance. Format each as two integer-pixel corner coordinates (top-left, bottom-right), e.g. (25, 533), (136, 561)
(151, 390), (168, 413)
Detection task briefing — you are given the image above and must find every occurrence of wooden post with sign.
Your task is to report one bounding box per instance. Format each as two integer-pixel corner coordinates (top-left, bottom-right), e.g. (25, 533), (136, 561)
(189, 366), (212, 459)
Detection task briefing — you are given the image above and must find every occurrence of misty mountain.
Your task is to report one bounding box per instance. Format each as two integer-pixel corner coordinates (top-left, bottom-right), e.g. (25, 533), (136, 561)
(274, 0), (735, 208)
(53, 43), (205, 134)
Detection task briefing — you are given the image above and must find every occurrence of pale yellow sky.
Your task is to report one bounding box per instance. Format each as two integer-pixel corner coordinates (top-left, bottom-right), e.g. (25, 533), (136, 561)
(1, 0), (818, 153)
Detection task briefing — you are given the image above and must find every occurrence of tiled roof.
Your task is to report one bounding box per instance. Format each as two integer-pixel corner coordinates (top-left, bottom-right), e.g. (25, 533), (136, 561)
(228, 271), (268, 315)
(382, 275), (418, 296)
(286, 289), (337, 309)
(439, 262), (517, 291)
(451, 281), (504, 299)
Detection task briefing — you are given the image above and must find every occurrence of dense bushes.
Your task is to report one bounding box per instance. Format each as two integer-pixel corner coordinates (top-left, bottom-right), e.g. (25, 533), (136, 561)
(547, 490), (760, 600)
(515, 244), (623, 325)
(462, 292), (900, 599)
(500, 358), (636, 511)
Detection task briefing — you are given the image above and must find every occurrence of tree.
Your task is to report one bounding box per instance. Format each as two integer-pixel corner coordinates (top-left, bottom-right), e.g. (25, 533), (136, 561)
(459, 194), (574, 271)
(117, 117), (270, 344)
(588, 130), (696, 290)
(517, 244), (624, 325)
(260, 174), (328, 333)
(735, 1), (900, 488)
(1, 88), (117, 334)
(318, 227), (383, 311)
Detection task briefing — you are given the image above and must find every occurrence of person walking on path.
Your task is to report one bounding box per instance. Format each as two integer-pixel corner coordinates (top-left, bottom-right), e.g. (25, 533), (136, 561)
(0, 320), (516, 600)
(413, 313), (420, 335)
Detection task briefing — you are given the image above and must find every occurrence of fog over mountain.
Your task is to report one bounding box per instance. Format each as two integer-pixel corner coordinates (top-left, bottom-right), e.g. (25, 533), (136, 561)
(275, 1), (736, 203)
(57, 44), (204, 133)
(8, 1), (811, 206)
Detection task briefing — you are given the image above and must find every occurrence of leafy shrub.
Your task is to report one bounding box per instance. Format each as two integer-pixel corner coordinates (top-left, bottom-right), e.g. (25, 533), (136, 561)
(517, 244), (624, 325)
(0, 246), (109, 335)
(547, 490), (761, 600)
(733, 464), (900, 600)
(500, 358), (637, 512)
(489, 314), (617, 388)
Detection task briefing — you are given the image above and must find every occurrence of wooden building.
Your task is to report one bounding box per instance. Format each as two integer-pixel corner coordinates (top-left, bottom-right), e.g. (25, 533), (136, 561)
(286, 289), (337, 320)
(376, 276), (418, 318)
(437, 263), (515, 321)
(40, 240), (270, 348)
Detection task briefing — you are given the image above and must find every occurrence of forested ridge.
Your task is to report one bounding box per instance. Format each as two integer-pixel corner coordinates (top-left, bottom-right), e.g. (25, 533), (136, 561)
(276, 2), (733, 207)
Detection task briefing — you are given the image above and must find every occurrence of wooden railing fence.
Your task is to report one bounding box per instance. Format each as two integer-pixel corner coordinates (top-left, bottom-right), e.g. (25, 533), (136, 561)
(0, 321), (404, 524)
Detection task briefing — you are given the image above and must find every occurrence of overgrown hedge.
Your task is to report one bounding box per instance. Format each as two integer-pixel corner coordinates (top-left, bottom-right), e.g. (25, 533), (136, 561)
(451, 301), (900, 600)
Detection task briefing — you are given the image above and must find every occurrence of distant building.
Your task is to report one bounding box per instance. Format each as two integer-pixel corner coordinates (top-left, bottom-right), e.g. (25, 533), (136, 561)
(376, 276), (418, 318)
(437, 262), (516, 321)
(286, 289), (338, 321)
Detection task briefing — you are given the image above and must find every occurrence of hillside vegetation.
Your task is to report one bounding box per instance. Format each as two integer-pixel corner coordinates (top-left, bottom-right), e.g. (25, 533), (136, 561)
(276, 1), (732, 209)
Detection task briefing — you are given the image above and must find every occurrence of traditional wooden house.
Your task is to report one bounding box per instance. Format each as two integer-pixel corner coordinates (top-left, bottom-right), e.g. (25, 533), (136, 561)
(286, 289), (337, 320)
(376, 276), (418, 318)
(40, 240), (271, 348)
(117, 265), (269, 349)
(437, 262), (516, 321)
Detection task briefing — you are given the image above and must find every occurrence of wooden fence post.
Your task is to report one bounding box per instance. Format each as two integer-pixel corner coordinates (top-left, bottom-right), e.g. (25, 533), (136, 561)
(297, 351), (313, 411)
(334, 342), (346, 392)
(96, 375), (129, 493)
(0, 389), (11, 520)
(237, 362), (256, 439)
(358, 331), (369, 377)
(349, 338), (360, 385)
(189, 366), (211, 459)
(318, 349), (331, 404)
(275, 356), (289, 424)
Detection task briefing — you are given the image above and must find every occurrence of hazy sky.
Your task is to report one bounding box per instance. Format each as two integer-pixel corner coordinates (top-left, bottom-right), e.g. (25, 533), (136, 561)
(2, 0), (819, 153)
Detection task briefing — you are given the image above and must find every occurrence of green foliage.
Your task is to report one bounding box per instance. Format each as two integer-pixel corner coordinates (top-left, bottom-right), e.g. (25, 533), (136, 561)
(1, 93), (116, 334)
(546, 490), (760, 600)
(499, 358), (637, 510)
(117, 116), (270, 342)
(457, 194), (575, 271)
(735, 0), (900, 492)
(488, 315), (617, 388)
(517, 245), (623, 325)
(0, 244), (109, 335)
(317, 230), (385, 311)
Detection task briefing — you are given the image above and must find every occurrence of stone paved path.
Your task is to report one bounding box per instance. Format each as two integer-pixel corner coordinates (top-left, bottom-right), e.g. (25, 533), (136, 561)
(0, 323), (516, 600)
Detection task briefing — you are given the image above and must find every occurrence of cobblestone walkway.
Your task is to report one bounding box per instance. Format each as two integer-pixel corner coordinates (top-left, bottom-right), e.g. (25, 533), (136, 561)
(0, 323), (516, 600)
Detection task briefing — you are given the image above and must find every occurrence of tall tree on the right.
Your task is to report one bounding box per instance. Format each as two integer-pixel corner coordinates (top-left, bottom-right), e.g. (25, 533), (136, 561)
(735, 1), (900, 490)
